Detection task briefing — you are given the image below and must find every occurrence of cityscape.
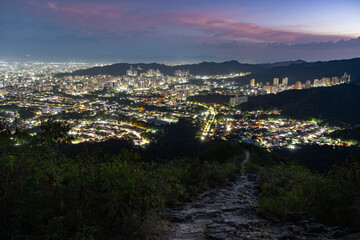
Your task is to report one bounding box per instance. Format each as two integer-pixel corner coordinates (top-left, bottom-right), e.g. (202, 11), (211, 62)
(1, 0), (360, 239)
(0, 61), (353, 148)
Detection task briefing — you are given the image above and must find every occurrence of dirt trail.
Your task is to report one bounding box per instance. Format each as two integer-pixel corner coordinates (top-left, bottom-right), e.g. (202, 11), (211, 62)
(161, 150), (360, 240)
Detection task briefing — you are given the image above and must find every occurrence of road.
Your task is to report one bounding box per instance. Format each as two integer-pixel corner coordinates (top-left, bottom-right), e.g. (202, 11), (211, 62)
(201, 106), (216, 139)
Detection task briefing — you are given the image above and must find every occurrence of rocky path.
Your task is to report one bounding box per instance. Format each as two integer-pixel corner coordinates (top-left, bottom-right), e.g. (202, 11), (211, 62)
(161, 151), (360, 239)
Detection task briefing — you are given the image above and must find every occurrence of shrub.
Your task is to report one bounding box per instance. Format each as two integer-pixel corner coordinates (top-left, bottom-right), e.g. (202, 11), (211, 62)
(259, 161), (360, 230)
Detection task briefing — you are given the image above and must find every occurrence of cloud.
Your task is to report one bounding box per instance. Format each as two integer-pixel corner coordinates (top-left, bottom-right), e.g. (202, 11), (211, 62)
(269, 37), (360, 49)
(3, 0), (359, 62)
(31, 1), (354, 44)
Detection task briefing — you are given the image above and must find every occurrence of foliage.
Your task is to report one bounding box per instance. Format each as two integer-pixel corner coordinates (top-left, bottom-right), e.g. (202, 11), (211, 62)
(188, 94), (232, 105)
(259, 161), (360, 229)
(330, 126), (360, 143)
(240, 84), (360, 125)
(0, 122), (244, 239)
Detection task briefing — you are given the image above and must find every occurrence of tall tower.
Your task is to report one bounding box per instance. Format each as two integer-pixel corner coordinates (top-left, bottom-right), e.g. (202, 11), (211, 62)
(250, 78), (255, 87)
(273, 78), (279, 86)
(282, 77), (288, 86)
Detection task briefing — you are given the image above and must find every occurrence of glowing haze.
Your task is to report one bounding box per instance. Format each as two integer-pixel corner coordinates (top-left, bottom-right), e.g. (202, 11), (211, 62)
(1, 0), (360, 63)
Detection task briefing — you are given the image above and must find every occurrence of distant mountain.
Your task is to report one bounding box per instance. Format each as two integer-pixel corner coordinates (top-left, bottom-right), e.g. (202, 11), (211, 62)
(55, 60), (306, 77)
(240, 84), (360, 125)
(259, 60), (307, 69)
(56, 58), (360, 85)
(241, 58), (360, 85)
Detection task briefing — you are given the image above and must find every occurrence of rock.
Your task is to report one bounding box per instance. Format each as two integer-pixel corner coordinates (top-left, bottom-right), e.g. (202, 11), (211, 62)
(169, 213), (192, 222)
(160, 174), (359, 240)
(220, 206), (243, 212)
(247, 174), (258, 181)
(257, 211), (281, 223)
(286, 225), (300, 234)
(206, 224), (236, 239)
(206, 232), (229, 240)
(332, 229), (347, 238)
(277, 232), (298, 240)
(286, 212), (307, 222)
(305, 223), (325, 233)
(341, 233), (360, 240)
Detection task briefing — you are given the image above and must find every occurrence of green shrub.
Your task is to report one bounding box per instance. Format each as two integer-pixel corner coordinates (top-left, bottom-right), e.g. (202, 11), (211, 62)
(259, 161), (360, 230)
(0, 122), (244, 239)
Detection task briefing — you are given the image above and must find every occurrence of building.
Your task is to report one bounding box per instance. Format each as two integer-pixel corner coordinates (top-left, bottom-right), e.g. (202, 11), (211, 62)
(273, 78), (279, 86)
(176, 90), (189, 101)
(282, 78), (288, 86)
(294, 81), (302, 90)
(262, 85), (271, 94)
(341, 73), (351, 84)
(270, 86), (278, 94)
(126, 66), (138, 76)
(313, 79), (319, 87)
(332, 77), (339, 85)
(250, 78), (255, 87)
(229, 96), (248, 106)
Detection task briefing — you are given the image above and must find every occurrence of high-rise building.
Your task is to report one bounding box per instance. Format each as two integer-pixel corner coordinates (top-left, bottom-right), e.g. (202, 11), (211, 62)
(262, 85), (271, 94)
(332, 77), (339, 85)
(270, 86), (278, 94)
(250, 78), (255, 87)
(342, 72), (351, 84)
(305, 80), (312, 88)
(282, 78), (288, 86)
(313, 79), (319, 87)
(0, 79), (4, 88)
(294, 81), (302, 90)
(273, 78), (279, 86)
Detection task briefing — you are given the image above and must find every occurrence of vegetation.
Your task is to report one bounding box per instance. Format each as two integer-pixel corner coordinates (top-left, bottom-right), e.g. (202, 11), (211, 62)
(188, 94), (232, 105)
(330, 126), (360, 144)
(0, 121), (245, 239)
(55, 60), (262, 77)
(245, 143), (360, 230)
(240, 57), (360, 85)
(259, 162), (360, 229)
(276, 144), (360, 173)
(240, 84), (360, 125)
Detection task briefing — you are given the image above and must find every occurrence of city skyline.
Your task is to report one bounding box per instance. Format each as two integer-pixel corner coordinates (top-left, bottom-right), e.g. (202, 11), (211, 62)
(1, 0), (360, 63)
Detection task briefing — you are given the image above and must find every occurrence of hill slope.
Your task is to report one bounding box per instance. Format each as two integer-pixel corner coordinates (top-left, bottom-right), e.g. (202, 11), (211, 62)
(240, 58), (360, 84)
(56, 58), (360, 84)
(240, 84), (360, 124)
(55, 60), (306, 77)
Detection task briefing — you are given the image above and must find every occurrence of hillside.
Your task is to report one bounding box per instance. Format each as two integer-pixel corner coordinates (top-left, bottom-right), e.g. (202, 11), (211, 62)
(240, 58), (360, 85)
(240, 84), (360, 124)
(55, 61), (261, 77)
(55, 58), (360, 85)
(55, 60), (306, 77)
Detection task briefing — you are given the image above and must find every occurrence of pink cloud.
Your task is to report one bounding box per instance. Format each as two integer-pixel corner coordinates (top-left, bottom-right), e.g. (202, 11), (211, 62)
(34, 1), (354, 44)
(47, 2), (58, 10)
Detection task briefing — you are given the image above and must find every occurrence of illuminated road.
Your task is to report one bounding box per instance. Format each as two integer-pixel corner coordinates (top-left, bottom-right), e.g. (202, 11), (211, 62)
(201, 105), (216, 139)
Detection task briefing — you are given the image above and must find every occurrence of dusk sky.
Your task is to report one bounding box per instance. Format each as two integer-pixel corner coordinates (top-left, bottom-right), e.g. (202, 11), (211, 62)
(1, 0), (360, 63)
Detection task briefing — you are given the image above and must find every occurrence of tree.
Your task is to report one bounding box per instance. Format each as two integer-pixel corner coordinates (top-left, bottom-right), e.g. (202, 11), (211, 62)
(38, 121), (73, 145)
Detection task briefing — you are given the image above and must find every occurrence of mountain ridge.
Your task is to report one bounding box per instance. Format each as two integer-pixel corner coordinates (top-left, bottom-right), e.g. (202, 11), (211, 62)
(55, 60), (306, 77)
(55, 58), (360, 84)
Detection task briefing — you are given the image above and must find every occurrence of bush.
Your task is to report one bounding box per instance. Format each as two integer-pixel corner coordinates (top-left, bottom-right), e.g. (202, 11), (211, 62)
(0, 122), (244, 239)
(259, 161), (360, 229)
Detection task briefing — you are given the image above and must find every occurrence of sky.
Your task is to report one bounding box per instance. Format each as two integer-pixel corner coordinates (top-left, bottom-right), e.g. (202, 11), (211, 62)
(1, 0), (360, 63)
